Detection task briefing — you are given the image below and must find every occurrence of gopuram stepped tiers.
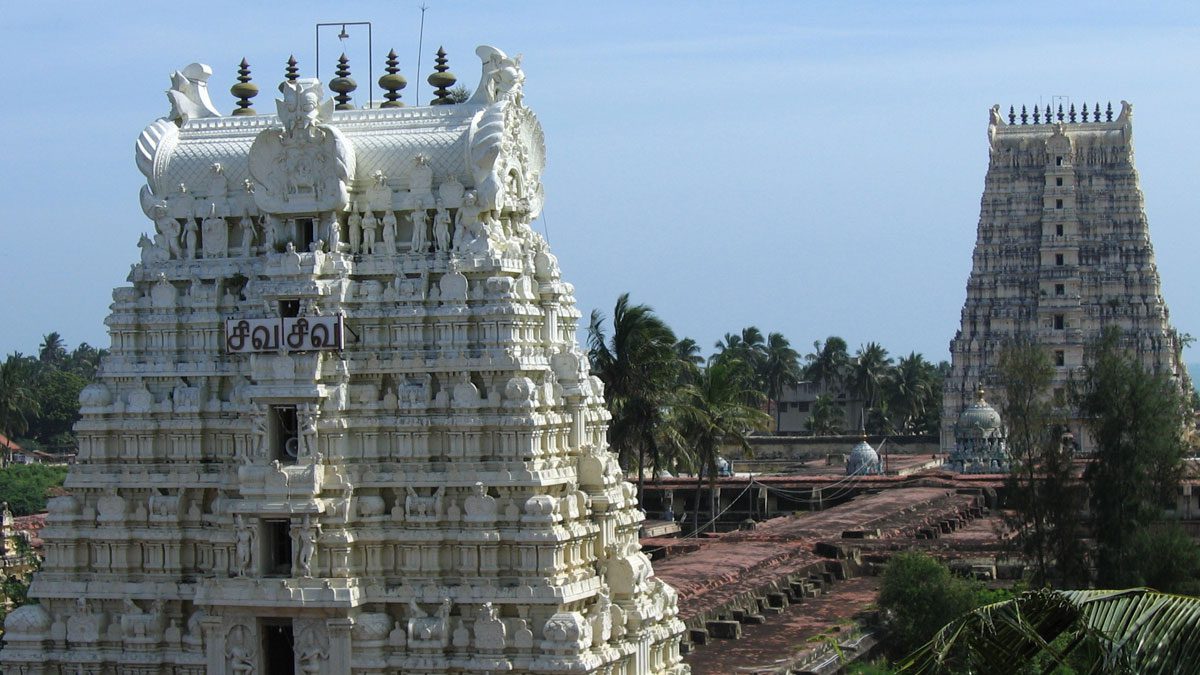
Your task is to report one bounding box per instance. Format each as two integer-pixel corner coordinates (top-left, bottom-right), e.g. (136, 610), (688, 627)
(942, 102), (1191, 454)
(1, 46), (688, 674)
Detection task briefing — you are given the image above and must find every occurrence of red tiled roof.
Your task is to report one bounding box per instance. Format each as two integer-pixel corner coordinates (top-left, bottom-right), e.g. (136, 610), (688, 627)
(0, 433), (22, 452)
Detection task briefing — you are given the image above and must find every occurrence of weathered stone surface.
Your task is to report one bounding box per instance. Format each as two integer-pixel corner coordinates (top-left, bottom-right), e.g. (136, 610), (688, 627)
(943, 104), (1190, 453)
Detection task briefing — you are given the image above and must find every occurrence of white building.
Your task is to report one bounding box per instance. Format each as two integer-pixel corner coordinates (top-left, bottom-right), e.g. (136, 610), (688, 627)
(2, 46), (686, 674)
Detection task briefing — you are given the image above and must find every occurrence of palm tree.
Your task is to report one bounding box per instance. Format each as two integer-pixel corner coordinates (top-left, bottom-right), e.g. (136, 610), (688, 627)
(674, 361), (770, 534)
(0, 354), (40, 464)
(805, 394), (844, 436)
(674, 337), (704, 386)
(38, 332), (66, 366)
(849, 341), (892, 414)
(587, 294), (678, 495)
(899, 588), (1200, 674)
(759, 332), (802, 430)
(804, 336), (850, 392)
(886, 352), (935, 433)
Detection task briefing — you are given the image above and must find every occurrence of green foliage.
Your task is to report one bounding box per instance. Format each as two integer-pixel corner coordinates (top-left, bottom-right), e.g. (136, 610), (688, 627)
(672, 360), (771, 533)
(805, 393), (844, 435)
(0, 354), (40, 445)
(847, 662), (897, 675)
(849, 342), (892, 416)
(0, 335), (107, 460)
(588, 294), (679, 489)
(997, 341), (1088, 587)
(27, 368), (87, 448)
(1076, 327), (1188, 587)
(899, 588), (1200, 675)
(878, 553), (979, 661)
(0, 463), (68, 515)
(1127, 522), (1200, 595)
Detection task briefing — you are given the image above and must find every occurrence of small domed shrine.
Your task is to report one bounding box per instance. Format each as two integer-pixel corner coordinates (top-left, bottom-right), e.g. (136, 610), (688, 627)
(948, 386), (1009, 473)
(2, 45), (687, 674)
(846, 436), (882, 475)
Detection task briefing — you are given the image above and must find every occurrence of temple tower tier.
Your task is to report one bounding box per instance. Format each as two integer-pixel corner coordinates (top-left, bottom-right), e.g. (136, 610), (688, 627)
(2, 45), (688, 675)
(941, 102), (1190, 454)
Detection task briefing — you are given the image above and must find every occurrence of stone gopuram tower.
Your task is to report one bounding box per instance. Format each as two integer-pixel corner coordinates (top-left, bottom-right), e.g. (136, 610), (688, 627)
(942, 102), (1190, 454)
(1, 46), (688, 674)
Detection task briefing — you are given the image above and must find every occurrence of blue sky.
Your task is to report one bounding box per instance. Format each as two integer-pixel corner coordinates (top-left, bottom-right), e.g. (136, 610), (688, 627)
(3, 1), (1200, 365)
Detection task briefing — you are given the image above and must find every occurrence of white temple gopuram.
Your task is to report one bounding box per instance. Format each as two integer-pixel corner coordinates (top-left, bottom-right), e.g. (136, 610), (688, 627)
(942, 102), (1191, 454)
(1, 46), (688, 674)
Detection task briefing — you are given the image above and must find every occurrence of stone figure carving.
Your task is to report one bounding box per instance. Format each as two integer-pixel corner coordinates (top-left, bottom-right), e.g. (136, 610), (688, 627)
(293, 514), (321, 577)
(453, 191), (482, 251)
(282, 241), (302, 274)
(323, 211), (341, 252)
(166, 63), (222, 123)
(250, 405), (268, 461)
(452, 372), (480, 407)
(66, 598), (100, 643)
(474, 602), (507, 651)
(240, 217), (257, 257)
(463, 482), (498, 523)
(406, 486), (445, 519)
(263, 215), (281, 249)
(294, 619), (328, 673)
(382, 210), (398, 254)
(348, 208), (363, 254)
(138, 233), (169, 265)
(298, 405), (319, 458)
(410, 203), (429, 252)
(182, 219), (198, 259)
(248, 78), (355, 214)
(152, 204), (183, 259)
(234, 514), (254, 576)
(361, 210), (378, 255)
(469, 46), (525, 105)
(226, 624), (256, 674)
(407, 598), (451, 646)
(366, 170), (392, 211)
(433, 205), (452, 252)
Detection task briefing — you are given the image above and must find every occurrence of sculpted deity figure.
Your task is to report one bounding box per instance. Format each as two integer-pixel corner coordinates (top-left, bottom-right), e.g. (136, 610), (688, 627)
(381, 210), (398, 254)
(298, 405), (318, 458)
(293, 514), (321, 577)
(453, 191), (481, 251)
(234, 514), (254, 577)
(152, 204), (183, 259)
(410, 203), (429, 252)
(361, 210), (378, 255)
(323, 211), (341, 252)
(251, 405), (268, 460)
(452, 372), (480, 407)
(240, 217), (257, 257)
(475, 602), (507, 651)
(464, 482), (498, 523)
(183, 219), (199, 259)
(433, 205), (451, 252)
(366, 170), (392, 211)
(348, 208), (363, 254)
(262, 215), (281, 249)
